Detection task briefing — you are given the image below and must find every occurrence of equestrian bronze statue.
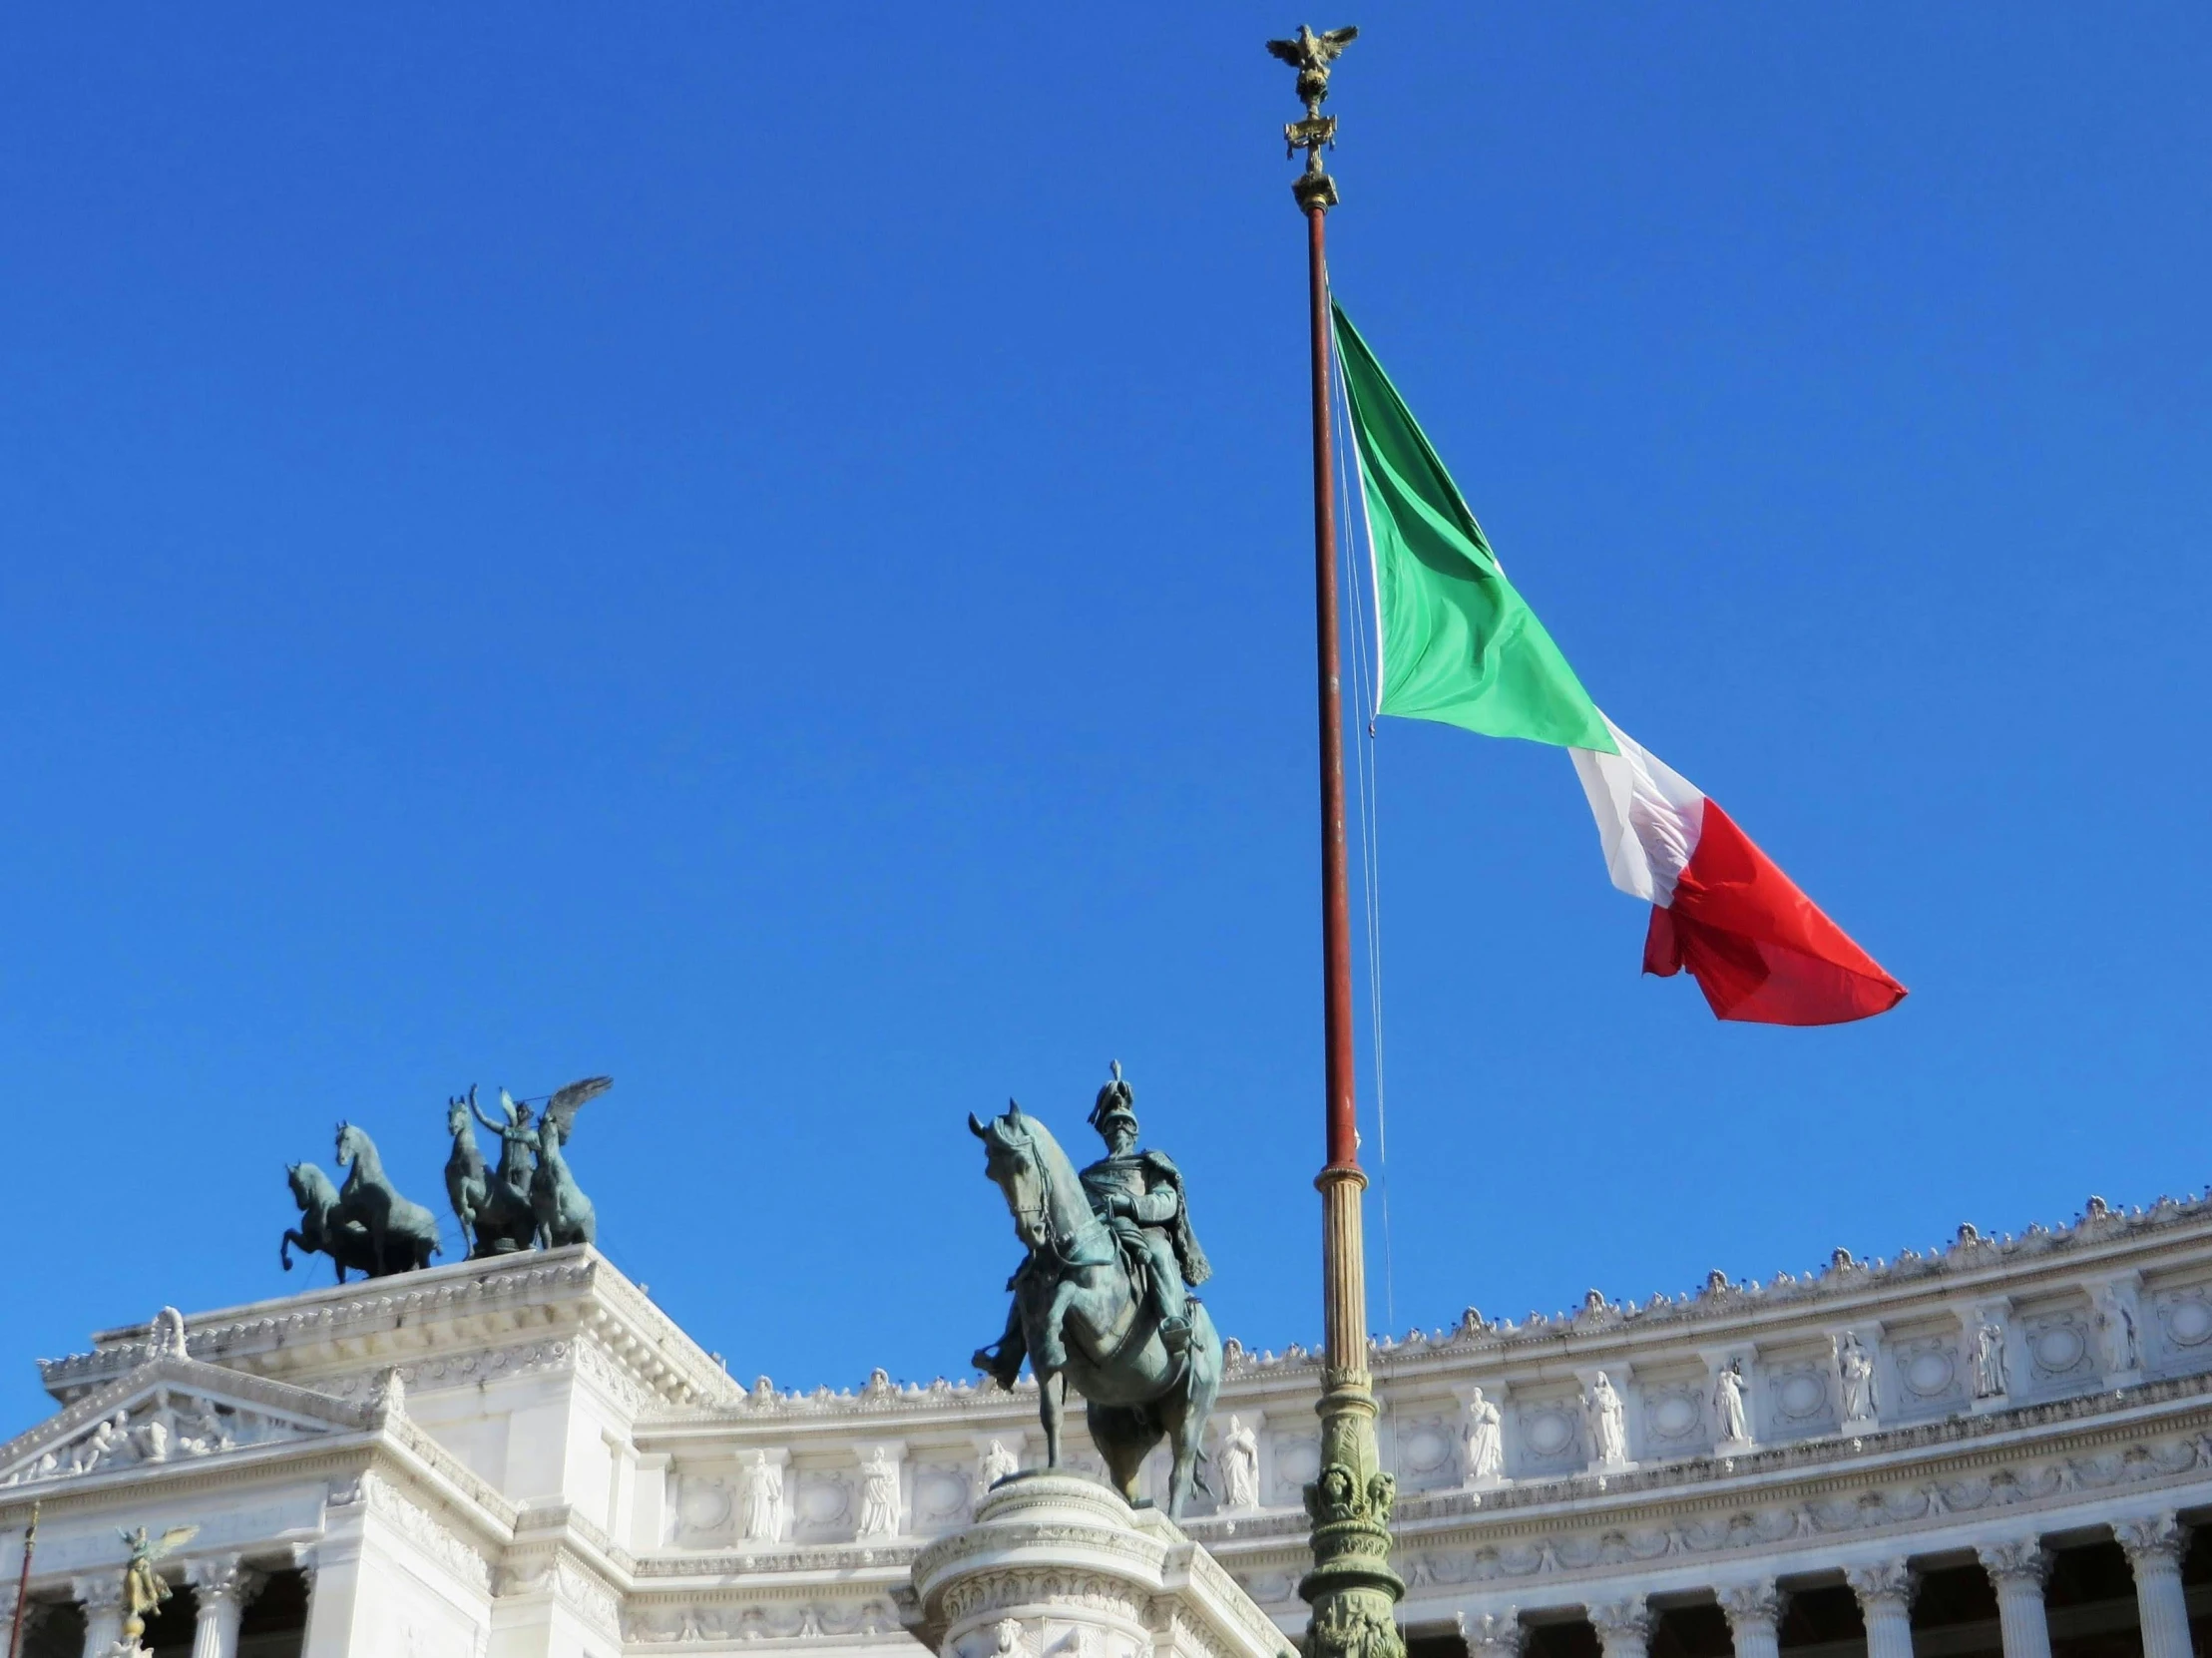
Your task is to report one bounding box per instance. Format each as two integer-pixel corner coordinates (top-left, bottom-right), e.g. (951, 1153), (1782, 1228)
(288, 1073), (613, 1276)
(970, 1063), (1222, 1518)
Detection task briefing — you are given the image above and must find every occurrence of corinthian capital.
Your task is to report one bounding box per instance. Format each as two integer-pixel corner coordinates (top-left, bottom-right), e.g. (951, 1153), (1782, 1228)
(1844, 1559), (1917, 1613)
(73, 1574), (127, 1613)
(186, 1554), (264, 1607)
(1976, 1537), (2049, 1586)
(2115, 1511), (2188, 1567)
(1458, 1611), (1525, 1658)
(1718, 1579), (1785, 1634)
(1588, 1598), (1653, 1646)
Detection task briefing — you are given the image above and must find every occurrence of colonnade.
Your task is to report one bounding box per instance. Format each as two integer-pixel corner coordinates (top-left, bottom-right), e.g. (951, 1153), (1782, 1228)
(40, 1553), (294, 1658)
(1459, 1510), (2196, 1658)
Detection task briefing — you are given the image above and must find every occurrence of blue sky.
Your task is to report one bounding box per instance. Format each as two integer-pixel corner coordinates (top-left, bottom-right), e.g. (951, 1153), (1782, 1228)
(2, 6), (2208, 1430)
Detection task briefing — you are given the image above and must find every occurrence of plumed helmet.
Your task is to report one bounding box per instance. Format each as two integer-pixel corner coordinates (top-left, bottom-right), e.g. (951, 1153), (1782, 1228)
(1088, 1059), (1137, 1134)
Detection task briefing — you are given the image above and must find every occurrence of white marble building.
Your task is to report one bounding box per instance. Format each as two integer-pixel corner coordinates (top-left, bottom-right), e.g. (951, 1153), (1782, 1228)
(5, 1191), (2212, 1658)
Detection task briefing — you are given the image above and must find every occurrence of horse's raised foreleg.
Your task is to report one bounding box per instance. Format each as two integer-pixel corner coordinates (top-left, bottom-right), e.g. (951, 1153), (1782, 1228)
(280, 1230), (304, 1272)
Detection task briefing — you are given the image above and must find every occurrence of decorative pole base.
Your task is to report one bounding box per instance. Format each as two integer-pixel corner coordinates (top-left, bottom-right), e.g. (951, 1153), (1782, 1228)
(1299, 1170), (1404, 1658)
(908, 1473), (1295, 1658)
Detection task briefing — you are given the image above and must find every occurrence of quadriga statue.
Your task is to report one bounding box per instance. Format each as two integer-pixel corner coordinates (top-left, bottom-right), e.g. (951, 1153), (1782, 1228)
(442, 1075), (610, 1257)
(443, 1084), (537, 1257)
(969, 1062), (1222, 1519)
(279, 1123), (440, 1281)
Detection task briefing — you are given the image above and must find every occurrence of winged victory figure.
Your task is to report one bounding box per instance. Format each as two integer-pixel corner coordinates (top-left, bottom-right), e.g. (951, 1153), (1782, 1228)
(119, 1523), (200, 1642)
(530, 1074), (612, 1249)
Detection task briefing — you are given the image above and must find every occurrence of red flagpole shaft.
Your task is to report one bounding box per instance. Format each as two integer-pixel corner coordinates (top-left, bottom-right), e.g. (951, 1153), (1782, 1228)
(1305, 197), (1371, 1384)
(1307, 205), (1358, 1182)
(5, 1502), (38, 1658)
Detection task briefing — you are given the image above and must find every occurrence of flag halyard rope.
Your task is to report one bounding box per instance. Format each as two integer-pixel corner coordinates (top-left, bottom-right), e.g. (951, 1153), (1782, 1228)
(1327, 279), (1403, 1503)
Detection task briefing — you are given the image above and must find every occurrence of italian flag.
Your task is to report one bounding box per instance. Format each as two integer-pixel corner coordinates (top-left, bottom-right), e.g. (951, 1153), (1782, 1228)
(1332, 300), (1906, 1027)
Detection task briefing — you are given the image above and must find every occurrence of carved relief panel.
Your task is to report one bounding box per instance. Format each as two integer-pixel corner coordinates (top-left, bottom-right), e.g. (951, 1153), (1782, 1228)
(671, 1468), (736, 1548)
(909, 1461), (973, 1532)
(790, 1467), (853, 1542)
(1270, 1431), (1320, 1506)
(2016, 1298), (2100, 1397)
(1887, 1326), (1966, 1421)
(1386, 1412), (1461, 1492)
(1762, 1347), (1840, 1443)
(1635, 1372), (1710, 1459)
(2147, 1278), (2212, 1375)
(1508, 1388), (1583, 1478)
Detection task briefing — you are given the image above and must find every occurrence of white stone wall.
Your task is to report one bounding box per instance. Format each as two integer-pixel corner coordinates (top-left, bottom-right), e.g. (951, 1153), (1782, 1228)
(2, 1193), (2211, 1657)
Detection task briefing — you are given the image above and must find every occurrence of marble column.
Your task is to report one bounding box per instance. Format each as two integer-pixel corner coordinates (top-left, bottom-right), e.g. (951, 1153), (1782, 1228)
(1976, 1538), (2052, 1658)
(1459, 1610), (1524, 1658)
(2114, 1512), (2193, 1658)
(73, 1574), (125, 1658)
(1719, 1579), (1786, 1658)
(187, 1556), (264, 1658)
(1845, 1558), (1917, 1658)
(1589, 1597), (1653, 1658)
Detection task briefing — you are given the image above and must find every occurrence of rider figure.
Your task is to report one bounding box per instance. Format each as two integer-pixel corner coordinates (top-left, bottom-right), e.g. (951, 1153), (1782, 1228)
(1079, 1061), (1210, 1357)
(472, 1088), (540, 1202)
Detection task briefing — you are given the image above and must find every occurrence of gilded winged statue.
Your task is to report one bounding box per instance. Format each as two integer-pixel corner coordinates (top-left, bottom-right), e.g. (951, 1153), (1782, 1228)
(1265, 24), (1358, 115)
(119, 1523), (200, 1642)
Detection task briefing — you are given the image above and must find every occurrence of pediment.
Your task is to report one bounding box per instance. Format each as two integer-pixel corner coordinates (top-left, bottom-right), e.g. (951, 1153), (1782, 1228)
(0, 1353), (372, 1489)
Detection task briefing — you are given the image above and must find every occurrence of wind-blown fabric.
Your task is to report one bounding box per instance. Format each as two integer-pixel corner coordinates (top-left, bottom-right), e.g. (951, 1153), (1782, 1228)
(1334, 299), (1905, 1026)
(1332, 301), (1614, 752)
(1570, 715), (1907, 1025)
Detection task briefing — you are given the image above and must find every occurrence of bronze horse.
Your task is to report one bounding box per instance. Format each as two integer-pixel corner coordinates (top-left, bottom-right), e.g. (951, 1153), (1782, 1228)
(281, 1161), (420, 1281)
(332, 1121), (441, 1274)
(969, 1103), (1221, 1517)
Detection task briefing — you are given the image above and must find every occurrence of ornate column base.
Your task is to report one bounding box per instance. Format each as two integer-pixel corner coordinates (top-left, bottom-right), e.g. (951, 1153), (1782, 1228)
(1300, 1367), (1405, 1658)
(909, 1473), (1294, 1658)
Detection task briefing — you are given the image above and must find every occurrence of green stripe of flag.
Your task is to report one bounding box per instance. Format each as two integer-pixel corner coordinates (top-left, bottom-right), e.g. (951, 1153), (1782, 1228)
(1332, 299), (1615, 754)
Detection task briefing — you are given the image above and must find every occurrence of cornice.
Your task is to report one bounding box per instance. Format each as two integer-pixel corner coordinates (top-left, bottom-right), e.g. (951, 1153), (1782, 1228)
(39, 1247), (740, 1412)
(621, 1198), (2212, 1427)
(1225, 1200), (2212, 1385)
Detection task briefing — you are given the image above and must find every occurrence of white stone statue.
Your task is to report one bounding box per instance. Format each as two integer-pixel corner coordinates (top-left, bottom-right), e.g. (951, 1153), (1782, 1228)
(1713, 1360), (1750, 1444)
(2096, 1285), (2140, 1374)
(1583, 1372), (1627, 1464)
(1218, 1415), (1260, 1510)
(71, 1412), (130, 1475)
(979, 1439), (1020, 1490)
(1463, 1387), (1504, 1484)
(737, 1450), (784, 1542)
(1838, 1333), (1877, 1423)
(856, 1448), (902, 1538)
(135, 1417), (171, 1463)
(176, 1402), (230, 1458)
(1973, 1320), (2009, 1399)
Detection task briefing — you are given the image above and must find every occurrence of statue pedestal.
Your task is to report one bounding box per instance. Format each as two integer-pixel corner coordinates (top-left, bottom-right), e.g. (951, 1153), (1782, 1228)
(909, 1473), (1294, 1658)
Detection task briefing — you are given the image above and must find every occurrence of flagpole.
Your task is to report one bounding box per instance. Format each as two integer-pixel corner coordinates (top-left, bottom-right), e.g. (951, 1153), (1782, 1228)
(1270, 26), (1404, 1658)
(5, 1501), (38, 1658)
